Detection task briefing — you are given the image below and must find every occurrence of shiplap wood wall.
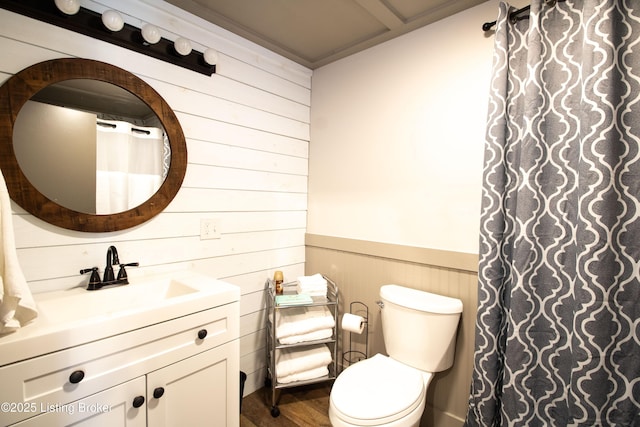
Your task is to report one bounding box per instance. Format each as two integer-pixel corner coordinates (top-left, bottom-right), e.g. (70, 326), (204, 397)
(0, 0), (311, 397)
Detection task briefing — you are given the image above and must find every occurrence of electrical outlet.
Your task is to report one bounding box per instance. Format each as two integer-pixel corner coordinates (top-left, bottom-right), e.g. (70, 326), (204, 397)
(200, 218), (221, 240)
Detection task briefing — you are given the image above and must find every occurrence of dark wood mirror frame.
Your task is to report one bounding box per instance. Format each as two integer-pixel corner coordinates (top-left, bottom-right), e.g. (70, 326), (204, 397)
(0, 58), (187, 232)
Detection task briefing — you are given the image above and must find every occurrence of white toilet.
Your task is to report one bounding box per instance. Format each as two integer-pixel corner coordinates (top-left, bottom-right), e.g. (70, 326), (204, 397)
(329, 284), (463, 427)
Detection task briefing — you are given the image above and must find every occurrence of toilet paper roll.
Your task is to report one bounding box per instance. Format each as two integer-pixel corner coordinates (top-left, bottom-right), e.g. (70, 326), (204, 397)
(341, 313), (366, 334)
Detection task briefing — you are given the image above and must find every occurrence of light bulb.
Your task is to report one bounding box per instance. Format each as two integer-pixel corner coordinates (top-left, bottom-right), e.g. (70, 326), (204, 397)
(102, 10), (124, 32)
(54, 0), (80, 15)
(204, 48), (219, 65)
(174, 38), (192, 56)
(141, 24), (161, 44)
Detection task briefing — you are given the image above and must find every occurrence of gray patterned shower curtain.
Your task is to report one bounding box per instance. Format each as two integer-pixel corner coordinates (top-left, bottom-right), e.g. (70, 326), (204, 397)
(465, 1), (640, 426)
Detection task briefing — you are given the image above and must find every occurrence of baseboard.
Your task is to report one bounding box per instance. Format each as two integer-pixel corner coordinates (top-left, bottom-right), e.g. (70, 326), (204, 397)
(423, 405), (465, 427)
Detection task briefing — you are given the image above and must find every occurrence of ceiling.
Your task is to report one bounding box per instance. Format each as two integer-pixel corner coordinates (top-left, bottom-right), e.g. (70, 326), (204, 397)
(165, 0), (487, 69)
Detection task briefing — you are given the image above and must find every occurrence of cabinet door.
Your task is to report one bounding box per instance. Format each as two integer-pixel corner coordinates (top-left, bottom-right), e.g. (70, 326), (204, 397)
(11, 377), (146, 427)
(147, 340), (239, 427)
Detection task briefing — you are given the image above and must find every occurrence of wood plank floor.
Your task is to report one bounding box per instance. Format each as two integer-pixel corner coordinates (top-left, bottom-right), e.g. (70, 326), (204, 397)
(240, 382), (333, 427)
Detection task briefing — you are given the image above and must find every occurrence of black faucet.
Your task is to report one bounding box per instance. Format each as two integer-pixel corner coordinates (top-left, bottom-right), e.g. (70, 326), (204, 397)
(103, 245), (120, 284)
(80, 245), (138, 290)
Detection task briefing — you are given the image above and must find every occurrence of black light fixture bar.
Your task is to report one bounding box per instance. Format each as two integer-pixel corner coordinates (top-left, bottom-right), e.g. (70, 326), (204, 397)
(0, 0), (215, 76)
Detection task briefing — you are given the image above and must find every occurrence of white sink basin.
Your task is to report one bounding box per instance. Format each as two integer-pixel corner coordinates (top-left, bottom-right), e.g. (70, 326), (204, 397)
(0, 270), (240, 367)
(35, 279), (200, 324)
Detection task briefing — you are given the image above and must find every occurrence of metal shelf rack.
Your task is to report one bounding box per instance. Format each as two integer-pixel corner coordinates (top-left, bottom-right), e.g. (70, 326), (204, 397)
(264, 275), (339, 417)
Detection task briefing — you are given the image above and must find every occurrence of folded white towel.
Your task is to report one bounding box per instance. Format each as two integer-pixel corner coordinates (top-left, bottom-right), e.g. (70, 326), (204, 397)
(278, 328), (333, 345)
(297, 273), (327, 288)
(296, 273), (328, 297)
(0, 171), (37, 334)
(276, 305), (335, 340)
(295, 285), (326, 297)
(276, 344), (332, 378)
(277, 366), (329, 384)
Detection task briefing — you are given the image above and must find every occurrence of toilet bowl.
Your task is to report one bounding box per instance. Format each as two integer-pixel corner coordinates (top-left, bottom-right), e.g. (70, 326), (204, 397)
(329, 354), (432, 427)
(329, 285), (463, 427)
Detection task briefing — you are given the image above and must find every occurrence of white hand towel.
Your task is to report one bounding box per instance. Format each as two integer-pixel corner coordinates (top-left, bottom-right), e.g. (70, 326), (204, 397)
(278, 328), (333, 345)
(297, 273), (327, 288)
(295, 284), (327, 296)
(296, 273), (328, 296)
(0, 170), (37, 334)
(275, 344), (332, 378)
(275, 305), (335, 339)
(277, 366), (329, 384)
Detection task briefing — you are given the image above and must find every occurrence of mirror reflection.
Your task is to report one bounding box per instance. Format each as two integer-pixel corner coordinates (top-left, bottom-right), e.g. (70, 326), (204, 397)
(13, 80), (170, 215)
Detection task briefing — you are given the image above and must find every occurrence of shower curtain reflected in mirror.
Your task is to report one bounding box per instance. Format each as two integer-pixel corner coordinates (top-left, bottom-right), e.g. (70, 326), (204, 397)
(96, 120), (168, 214)
(465, 1), (640, 426)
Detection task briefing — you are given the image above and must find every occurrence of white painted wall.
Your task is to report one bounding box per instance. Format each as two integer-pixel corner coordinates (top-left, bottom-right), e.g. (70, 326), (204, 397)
(0, 0), (310, 396)
(309, 0), (511, 254)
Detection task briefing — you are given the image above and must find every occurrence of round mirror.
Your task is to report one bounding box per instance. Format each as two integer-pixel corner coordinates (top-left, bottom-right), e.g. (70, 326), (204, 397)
(0, 58), (187, 232)
(14, 79), (169, 215)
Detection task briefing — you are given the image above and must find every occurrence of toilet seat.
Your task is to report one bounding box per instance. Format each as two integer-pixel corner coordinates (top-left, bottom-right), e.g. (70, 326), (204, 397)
(330, 354), (426, 426)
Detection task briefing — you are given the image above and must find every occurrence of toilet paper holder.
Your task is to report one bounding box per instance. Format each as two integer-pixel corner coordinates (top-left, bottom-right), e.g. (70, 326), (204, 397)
(342, 301), (369, 371)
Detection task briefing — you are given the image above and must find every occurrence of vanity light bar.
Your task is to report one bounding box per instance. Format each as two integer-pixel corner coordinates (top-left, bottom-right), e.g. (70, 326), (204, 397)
(0, 0), (216, 76)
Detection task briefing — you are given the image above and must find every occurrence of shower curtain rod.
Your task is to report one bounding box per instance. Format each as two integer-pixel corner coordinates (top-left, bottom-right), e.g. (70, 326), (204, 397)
(482, 0), (565, 31)
(482, 5), (530, 31)
(97, 120), (151, 135)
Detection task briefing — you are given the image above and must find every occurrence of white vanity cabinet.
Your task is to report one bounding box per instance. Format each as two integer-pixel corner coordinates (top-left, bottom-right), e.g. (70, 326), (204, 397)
(12, 377), (147, 427)
(0, 275), (240, 427)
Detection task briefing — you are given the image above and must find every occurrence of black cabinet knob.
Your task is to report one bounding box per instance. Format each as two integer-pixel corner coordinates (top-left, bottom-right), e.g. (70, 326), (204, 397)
(153, 387), (165, 399)
(197, 329), (208, 339)
(69, 370), (85, 384)
(132, 396), (145, 408)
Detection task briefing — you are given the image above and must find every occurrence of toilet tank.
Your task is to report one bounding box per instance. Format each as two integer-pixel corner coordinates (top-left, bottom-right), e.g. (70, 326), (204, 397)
(380, 285), (463, 373)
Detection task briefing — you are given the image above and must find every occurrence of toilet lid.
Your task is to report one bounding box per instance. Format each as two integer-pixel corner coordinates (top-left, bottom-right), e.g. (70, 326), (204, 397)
(330, 354), (425, 425)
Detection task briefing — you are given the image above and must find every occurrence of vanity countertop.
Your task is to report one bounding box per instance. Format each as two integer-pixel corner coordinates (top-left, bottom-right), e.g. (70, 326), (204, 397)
(0, 270), (240, 367)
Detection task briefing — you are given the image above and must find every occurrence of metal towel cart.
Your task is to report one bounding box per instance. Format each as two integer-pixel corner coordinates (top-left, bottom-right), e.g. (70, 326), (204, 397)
(264, 275), (339, 417)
